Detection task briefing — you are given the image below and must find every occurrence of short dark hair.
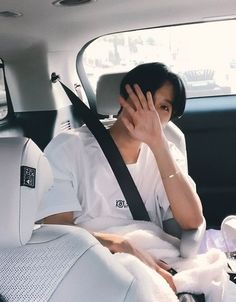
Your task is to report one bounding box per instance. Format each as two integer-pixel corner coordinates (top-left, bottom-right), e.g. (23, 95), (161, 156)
(120, 62), (186, 120)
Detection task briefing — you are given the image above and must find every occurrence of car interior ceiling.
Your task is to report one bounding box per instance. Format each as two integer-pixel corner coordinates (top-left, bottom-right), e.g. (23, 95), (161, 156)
(0, 0), (236, 232)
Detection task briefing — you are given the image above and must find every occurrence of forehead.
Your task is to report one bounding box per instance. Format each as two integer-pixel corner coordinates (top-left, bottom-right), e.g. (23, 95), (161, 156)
(154, 81), (174, 103)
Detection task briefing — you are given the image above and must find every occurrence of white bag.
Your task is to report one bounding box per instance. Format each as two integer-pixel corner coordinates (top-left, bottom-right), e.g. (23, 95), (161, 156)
(221, 215), (236, 282)
(221, 215), (236, 257)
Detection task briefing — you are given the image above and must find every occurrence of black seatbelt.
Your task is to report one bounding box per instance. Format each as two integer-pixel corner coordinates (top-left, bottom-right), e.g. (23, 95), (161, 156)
(52, 75), (150, 221)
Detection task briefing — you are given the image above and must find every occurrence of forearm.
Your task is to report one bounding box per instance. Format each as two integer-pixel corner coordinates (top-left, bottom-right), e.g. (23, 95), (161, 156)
(43, 212), (75, 225)
(150, 136), (203, 230)
(92, 231), (135, 254)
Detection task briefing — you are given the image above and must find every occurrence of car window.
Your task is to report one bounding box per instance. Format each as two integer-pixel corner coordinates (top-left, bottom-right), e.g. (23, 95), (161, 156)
(82, 20), (236, 99)
(0, 59), (7, 120)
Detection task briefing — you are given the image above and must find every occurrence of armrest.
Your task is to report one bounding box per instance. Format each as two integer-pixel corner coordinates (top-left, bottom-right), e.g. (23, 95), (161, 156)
(180, 219), (206, 258)
(163, 218), (206, 258)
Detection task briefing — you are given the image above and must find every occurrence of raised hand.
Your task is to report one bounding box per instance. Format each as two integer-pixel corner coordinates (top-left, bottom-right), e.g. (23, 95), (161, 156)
(119, 84), (165, 148)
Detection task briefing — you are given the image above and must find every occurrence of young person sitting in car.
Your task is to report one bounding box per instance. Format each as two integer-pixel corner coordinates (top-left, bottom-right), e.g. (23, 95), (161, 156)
(36, 62), (204, 291)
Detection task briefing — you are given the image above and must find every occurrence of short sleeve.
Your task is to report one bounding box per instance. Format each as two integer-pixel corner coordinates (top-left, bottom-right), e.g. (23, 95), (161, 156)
(36, 132), (82, 221)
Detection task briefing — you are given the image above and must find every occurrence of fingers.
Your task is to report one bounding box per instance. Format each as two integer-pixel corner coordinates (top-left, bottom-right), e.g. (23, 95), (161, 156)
(146, 91), (156, 111)
(125, 84), (150, 111)
(121, 115), (134, 133)
(125, 84), (142, 111)
(120, 84), (156, 114)
(133, 84), (148, 109)
(158, 268), (177, 293)
(155, 259), (172, 271)
(119, 96), (136, 116)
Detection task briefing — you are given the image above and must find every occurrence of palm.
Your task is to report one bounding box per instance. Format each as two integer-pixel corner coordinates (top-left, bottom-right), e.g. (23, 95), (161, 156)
(119, 84), (163, 146)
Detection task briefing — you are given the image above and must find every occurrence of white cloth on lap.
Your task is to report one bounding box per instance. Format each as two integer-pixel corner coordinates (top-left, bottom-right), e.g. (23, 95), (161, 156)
(88, 218), (236, 302)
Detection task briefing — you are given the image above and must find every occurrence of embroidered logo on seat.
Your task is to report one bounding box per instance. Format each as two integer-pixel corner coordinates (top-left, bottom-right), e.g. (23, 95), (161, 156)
(115, 200), (128, 208)
(20, 166), (36, 188)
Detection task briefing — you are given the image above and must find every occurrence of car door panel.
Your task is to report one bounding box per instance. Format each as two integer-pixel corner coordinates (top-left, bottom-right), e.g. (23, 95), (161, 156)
(176, 96), (236, 228)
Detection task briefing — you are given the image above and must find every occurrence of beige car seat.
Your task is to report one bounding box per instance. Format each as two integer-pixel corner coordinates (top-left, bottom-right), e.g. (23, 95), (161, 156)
(0, 137), (137, 302)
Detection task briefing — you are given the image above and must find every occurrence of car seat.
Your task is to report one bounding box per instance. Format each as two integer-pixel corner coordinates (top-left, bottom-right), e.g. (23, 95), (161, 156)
(96, 72), (206, 258)
(0, 137), (137, 302)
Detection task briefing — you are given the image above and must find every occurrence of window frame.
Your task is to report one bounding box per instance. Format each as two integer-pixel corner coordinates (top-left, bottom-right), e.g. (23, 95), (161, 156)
(0, 59), (15, 123)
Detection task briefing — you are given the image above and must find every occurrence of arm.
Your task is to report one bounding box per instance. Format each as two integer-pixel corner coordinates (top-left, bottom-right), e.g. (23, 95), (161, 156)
(150, 136), (203, 230)
(93, 231), (176, 291)
(119, 84), (203, 230)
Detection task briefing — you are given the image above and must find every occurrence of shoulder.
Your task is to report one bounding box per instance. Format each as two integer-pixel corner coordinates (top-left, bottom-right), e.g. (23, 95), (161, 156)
(168, 141), (184, 157)
(168, 141), (188, 173)
(44, 125), (94, 155)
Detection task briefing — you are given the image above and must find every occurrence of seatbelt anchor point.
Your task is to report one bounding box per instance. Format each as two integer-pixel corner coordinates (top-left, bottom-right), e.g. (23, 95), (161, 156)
(51, 72), (60, 83)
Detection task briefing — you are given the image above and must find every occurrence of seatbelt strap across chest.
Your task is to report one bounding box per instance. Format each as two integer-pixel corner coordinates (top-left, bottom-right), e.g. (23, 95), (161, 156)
(54, 76), (150, 222)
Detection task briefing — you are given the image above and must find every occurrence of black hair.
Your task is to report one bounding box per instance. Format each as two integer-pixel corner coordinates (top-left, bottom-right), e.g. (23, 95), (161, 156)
(119, 62), (186, 120)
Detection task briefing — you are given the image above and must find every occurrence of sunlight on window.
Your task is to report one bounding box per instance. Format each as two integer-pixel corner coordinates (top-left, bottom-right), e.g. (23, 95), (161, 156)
(83, 20), (236, 98)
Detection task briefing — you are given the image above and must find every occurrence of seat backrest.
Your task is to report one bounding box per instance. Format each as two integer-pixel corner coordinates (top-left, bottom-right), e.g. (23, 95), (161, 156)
(0, 137), (137, 301)
(97, 72), (126, 116)
(96, 72), (206, 257)
(0, 137), (53, 248)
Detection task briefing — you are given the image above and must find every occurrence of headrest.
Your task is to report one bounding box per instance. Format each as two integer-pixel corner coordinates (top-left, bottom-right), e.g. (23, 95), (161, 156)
(96, 72), (126, 115)
(0, 137), (53, 248)
(96, 72), (186, 156)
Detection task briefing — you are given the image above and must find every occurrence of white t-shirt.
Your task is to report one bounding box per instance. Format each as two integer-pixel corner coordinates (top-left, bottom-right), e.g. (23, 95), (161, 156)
(36, 125), (195, 231)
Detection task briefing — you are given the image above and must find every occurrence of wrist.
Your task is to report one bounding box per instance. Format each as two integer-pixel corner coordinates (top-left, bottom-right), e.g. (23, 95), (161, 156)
(162, 170), (180, 181)
(92, 232), (111, 248)
(92, 232), (129, 253)
(148, 133), (168, 152)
